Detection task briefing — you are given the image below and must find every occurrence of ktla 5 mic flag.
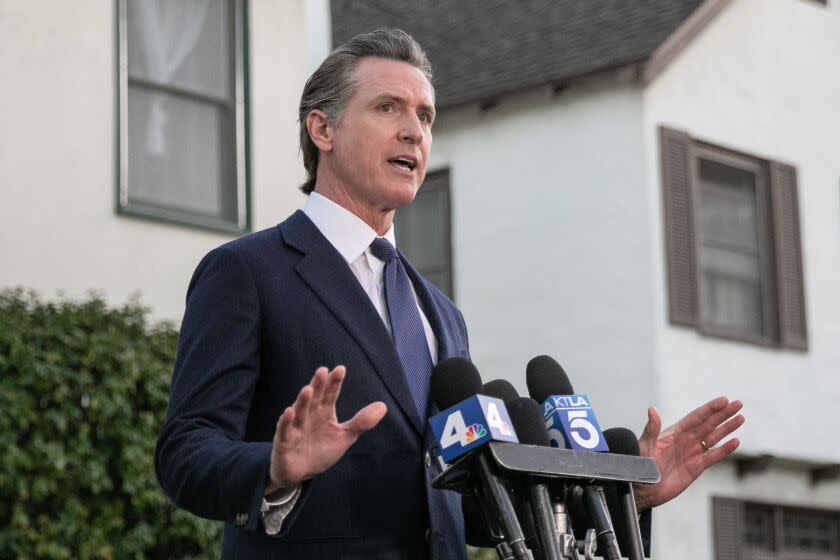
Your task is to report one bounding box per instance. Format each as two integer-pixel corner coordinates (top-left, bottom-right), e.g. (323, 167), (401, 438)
(542, 394), (608, 452)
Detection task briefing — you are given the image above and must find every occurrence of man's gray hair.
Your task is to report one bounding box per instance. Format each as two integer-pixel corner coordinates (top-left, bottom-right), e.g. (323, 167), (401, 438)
(297, 28), (434, 195)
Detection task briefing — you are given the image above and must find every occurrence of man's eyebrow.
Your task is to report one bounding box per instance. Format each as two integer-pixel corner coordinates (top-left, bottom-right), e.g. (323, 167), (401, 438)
(420, 103), (436, 118)
(373, 93), (436, 116)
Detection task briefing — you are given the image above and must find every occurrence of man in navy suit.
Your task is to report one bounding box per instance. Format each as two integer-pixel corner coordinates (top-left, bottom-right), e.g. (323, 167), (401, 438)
(156, 28), (744, 559)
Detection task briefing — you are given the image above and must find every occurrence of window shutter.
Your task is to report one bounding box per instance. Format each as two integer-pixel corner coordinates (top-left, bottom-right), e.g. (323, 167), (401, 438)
(660, 126), (697, 326)
(713, 497), (743, 560)
(769, 162), (808, 350)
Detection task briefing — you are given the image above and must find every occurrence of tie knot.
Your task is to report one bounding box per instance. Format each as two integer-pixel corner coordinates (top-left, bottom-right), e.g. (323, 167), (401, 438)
(369, 237), (399, 262)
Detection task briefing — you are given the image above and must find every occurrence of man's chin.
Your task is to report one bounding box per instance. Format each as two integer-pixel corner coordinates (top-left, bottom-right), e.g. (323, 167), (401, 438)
(384, 183), (421, 210)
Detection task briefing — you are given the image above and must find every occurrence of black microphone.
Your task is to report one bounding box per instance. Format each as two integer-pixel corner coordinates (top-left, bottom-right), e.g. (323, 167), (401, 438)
(603, 428), (645, 560)
(460, 380), (514, 548)
(482, 379), (521, 403)
(525, 355), (573, 405)
(469, 379), (537, 551)
(526, 356), (621, 560)
(506, 397), (563, 560)
(431, 357), (485, 410)
(431, 359), (534, 560)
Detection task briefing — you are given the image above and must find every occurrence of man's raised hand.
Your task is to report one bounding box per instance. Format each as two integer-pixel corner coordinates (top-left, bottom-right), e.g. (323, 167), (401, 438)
(634, 396), (744, 511)
(265, 366), (387, 495)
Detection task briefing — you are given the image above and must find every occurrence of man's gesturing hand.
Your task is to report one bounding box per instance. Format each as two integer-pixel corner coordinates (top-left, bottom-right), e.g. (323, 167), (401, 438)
(633, 396), (744, 511)
(265, 366), (387, 495)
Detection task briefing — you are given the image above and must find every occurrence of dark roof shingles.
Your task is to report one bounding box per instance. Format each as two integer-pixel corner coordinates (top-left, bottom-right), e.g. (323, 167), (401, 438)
(331, 0), (704, 108)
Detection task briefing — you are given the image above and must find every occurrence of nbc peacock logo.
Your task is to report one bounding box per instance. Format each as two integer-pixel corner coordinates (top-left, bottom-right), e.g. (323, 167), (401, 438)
(464, 423), (487, 444)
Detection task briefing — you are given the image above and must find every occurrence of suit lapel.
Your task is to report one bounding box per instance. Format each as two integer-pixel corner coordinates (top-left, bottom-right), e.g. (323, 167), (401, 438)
(279, 211), (424, 436)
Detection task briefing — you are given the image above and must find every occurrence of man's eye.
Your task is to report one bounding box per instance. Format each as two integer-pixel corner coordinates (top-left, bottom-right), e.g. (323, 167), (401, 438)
(378, 103), (393, 113)
(419, 113), (433, 124)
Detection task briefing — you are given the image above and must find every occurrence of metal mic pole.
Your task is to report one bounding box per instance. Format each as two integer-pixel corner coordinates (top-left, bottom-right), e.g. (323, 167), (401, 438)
(618, 483), (645, 560)
(476, 454), (534, 560)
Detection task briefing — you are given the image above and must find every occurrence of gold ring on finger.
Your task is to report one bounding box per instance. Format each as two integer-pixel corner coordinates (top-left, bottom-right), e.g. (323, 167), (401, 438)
(700, 440), (710, 453)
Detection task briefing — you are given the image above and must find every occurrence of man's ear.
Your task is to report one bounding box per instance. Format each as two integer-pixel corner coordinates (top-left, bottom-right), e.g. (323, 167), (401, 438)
(306, 109), (333, 152)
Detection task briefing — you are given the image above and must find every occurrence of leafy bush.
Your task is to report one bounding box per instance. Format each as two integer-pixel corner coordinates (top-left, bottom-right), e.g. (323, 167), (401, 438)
(467, 545), (498, 559)
(0, 289), (221, 559)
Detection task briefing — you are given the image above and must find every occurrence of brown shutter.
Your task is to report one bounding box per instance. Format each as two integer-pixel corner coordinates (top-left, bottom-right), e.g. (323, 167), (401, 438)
(660, 126), (697, 326)
(769, 162), (808, 350)
(713, 497), (743, 560)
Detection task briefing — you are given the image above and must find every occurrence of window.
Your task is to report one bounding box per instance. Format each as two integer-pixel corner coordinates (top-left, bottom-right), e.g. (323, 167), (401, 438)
(714, 498), (840, 559)
(395, 169), (454, 299)
(117, 0), (249, 233)
(660, 126), (807, 349)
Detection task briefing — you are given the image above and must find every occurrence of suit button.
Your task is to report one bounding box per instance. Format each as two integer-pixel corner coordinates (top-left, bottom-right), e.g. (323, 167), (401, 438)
(425, 528), (432, 542)
(424, 451), (432, 467)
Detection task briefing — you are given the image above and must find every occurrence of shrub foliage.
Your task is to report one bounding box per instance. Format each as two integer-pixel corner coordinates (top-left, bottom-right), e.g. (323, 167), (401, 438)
(0, 289), (221, 559)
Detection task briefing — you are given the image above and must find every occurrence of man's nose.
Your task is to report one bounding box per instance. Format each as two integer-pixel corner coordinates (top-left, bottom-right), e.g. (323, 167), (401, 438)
(398, 115), (424, 144)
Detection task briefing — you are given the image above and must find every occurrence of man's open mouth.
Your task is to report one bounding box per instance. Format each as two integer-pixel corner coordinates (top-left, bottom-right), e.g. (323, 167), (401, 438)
(388, 157), (417, 171)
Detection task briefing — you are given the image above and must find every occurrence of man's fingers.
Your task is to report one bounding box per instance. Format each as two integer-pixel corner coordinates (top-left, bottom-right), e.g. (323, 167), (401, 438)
(344, 401), (387, 438)
(698, 400), (743, 439)
(701, 437), (740, 469)
(322, 365), (347, 407)
(309, 367), (329, 410)
(640, 406), (662, 446)
(276, 407), (295, 444)
(292, 385), (313, 428)
(704, 413), (745, 448)
(672, 396), (730, 433)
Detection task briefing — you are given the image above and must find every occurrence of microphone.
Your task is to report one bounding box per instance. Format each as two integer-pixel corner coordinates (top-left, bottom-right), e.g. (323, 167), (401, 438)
(525, 355), (573, 404)
(526, 356), (620, 560)
(463, 377), (520, 548)
(482, 379), (521, 403)
(474, 379), (549, 554)
(526, 356), (607, 452)
(430, 358), (533, 560)
(603, 428), (646, 560)
(506, 397), (563, 560)
(430, 364), (518, 464)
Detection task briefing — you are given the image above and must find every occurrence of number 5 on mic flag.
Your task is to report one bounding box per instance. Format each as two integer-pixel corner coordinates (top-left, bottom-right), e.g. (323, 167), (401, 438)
(430, 395), (519, 463)
(542, 394), (609, 452)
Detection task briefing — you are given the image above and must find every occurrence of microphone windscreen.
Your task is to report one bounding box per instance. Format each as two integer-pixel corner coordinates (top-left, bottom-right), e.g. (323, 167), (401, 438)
(603, 427), (640, 456)
(506, 397), (551, 447)
(526, 355), (574, 404)
(430, 357), (483, 411)
(481, 379), (520, 403)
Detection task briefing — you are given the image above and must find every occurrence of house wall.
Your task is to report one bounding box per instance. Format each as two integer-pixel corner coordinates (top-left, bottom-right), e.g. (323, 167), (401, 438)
(643, 0), (840, 557)
(431, 78), (657, 432)
(0, 0), (315, 320)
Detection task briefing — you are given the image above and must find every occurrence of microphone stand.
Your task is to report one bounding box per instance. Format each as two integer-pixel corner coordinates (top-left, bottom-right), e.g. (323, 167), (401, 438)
(617, 482), (645, 560)
(476, 453), (534, 560)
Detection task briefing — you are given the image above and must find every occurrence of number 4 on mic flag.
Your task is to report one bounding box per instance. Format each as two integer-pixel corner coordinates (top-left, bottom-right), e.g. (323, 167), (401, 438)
(430, 395), (519, 463)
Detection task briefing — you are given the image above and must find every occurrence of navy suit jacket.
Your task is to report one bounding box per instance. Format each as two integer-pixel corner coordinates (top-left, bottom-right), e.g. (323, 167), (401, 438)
(155, 210), (470, 559)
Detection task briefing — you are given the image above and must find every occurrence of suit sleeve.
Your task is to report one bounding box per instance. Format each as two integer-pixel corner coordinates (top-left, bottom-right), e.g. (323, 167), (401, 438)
(154, 246), (272, 531)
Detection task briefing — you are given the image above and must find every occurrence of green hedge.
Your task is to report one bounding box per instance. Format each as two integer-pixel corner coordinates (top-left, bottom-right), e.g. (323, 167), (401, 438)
(0, 289), (221, 559)
(0, 289), (502, 559)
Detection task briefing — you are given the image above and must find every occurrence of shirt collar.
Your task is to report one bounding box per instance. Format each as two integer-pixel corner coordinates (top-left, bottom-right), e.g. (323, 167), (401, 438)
(303, 192), (397, 264)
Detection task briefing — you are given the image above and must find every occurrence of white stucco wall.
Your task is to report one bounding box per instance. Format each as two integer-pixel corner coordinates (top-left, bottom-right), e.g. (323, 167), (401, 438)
(431, 78), (657, 433)
(645, 0), (840, 462)
(0, 0), (312, 320)
(644, 0), (840, 557)
(654, 461), (840, 560)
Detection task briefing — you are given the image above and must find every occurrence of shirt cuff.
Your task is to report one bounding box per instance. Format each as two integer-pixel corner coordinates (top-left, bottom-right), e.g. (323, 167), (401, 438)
(260, 484), (302, 535)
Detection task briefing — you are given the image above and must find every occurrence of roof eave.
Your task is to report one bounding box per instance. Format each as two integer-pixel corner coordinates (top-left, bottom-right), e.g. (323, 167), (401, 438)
(436, 60), (649, 113)
(642, 0), (734, 86)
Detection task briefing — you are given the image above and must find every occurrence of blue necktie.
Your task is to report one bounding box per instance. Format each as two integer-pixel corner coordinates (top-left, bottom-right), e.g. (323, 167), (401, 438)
(369, 237), (433, 420)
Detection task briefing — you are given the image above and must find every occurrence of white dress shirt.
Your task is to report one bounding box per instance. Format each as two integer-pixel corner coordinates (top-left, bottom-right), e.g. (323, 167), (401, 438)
(262, 192), (438, 534)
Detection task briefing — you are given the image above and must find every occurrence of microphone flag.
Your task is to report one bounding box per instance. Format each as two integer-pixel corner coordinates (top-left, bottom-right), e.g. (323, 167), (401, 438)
(430, 395), (518, 462)
(541, 394), (609, 452)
